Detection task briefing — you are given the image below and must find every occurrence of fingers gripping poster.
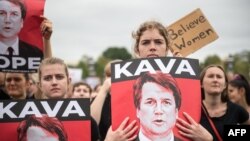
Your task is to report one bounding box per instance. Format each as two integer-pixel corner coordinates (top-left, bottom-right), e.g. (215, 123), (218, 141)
(0, 99), (91, 141)
(111, 57), (201, 141)
(0, 0), (45, 72)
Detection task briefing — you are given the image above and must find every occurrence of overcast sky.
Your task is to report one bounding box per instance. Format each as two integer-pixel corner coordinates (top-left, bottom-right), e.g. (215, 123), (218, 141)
(44, 0), (250, 64)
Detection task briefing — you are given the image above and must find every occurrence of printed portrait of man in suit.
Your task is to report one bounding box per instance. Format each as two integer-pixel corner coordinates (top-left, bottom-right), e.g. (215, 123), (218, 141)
(0, 0), (43, 59)
(133, 71), (183, 141)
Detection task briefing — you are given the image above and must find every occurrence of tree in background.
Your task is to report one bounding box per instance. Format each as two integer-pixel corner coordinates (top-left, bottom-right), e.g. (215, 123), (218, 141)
(102, 47), (132, 60)
(201, 50), (250, 81)
(72, 55), (93, 79)
(231, 51), (250, 81)
(95, 56), (110, 80)
(95, 47), (132, 81)
(76, 61), (89, 78)
(201, 55), (222, 68)
(69, 48), (250, 82)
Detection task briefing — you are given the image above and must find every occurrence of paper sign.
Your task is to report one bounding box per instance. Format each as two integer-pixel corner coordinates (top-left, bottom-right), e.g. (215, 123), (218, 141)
(167, 8), (219, 57)
(69, 68), (83, 84)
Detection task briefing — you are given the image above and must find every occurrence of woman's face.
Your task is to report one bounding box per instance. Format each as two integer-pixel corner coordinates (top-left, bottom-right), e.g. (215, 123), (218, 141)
(5, 73), (29, 99)
(137, 29), (168, 58)
(228, 84), (242, 104)
(202, 67), (227, 96)
(39, 64), (69, 99)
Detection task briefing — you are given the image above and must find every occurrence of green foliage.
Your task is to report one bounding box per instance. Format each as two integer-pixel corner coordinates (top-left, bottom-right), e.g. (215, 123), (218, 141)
(76, 47), (250, 81)
(95, 56), (111, 81)
(94, 47), (132, 81)
(103, 47), (132, 60)
(232, 50), (250, 81)
(76, 61), (89, 78)
(201, 51), (250, 81)
(201, 55), (222, 68)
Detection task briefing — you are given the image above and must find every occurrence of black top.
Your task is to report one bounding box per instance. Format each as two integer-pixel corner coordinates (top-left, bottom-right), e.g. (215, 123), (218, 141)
(91, 116), (101, 141)
(0, 89), (10, 100)
(99, 93), (111, 141)
(135, 136), (183, 141)
(200, 101), (249, 141)
(1, 40), (43, 72)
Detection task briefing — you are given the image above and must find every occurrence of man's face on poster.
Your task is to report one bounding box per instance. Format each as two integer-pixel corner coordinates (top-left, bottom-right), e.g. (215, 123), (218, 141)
(137, 82), (178, 136)
(0, 0), (23, 40)
(27, 126), (59, 141)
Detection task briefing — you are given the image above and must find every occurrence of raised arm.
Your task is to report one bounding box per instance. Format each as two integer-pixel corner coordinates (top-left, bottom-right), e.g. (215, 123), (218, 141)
(40, 15), (53, 58)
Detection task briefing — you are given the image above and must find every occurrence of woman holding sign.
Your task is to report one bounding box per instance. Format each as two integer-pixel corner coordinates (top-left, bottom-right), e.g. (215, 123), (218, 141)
(132, 20), (182, 58)
(176, 65), (250, 141)
(91, 20), (184, 140)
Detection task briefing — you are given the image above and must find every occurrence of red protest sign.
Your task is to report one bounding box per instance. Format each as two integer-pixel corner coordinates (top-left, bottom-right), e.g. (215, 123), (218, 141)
(111, 57), (201, 141)
(0, 0), (45, 72)
(0, 99), (91, 141)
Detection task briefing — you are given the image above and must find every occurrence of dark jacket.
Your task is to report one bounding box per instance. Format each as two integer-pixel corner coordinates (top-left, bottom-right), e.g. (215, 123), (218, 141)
(1, 40), (43, 72)
(135, 135), (183, 141)
(18, 40), (43, 58)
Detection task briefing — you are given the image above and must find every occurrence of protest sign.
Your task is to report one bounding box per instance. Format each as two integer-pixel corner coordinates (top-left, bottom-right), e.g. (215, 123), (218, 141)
(167, 8), (219, 57)
(0, 0), (45, 72)
(0, 99), (91, 141)
(111, 57), (201, 140)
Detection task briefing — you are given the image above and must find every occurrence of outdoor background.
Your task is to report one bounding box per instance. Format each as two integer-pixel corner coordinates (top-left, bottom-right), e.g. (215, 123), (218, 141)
(44, 0), (250, 82)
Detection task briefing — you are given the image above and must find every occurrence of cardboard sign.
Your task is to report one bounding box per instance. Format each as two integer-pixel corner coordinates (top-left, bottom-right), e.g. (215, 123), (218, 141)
(0, 0), (45, 72)
(111, 57), (201, 141)
(0, 99), (91, 141)
(69, 68), (83, 84)
(167, 8), (219, 57)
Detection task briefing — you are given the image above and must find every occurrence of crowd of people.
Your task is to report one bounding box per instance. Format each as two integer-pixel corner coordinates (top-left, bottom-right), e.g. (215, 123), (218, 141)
(0, 0), (250, 141)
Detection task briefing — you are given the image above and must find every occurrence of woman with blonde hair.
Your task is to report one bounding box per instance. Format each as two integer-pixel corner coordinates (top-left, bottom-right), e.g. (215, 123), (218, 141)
(91, 20), (182, 140)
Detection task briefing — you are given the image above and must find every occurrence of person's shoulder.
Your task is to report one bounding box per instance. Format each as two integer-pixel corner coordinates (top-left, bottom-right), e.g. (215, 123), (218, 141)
(227, 101), (244, 110)
(227, 101), (249, 122)
(226, 101), (243, 113)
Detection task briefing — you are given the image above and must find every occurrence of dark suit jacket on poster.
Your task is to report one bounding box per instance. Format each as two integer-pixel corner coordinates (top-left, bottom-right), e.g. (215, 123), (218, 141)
(0, 40), (43, 72)
(135, 136), (183, 141)
(18, 40), (43, 58)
